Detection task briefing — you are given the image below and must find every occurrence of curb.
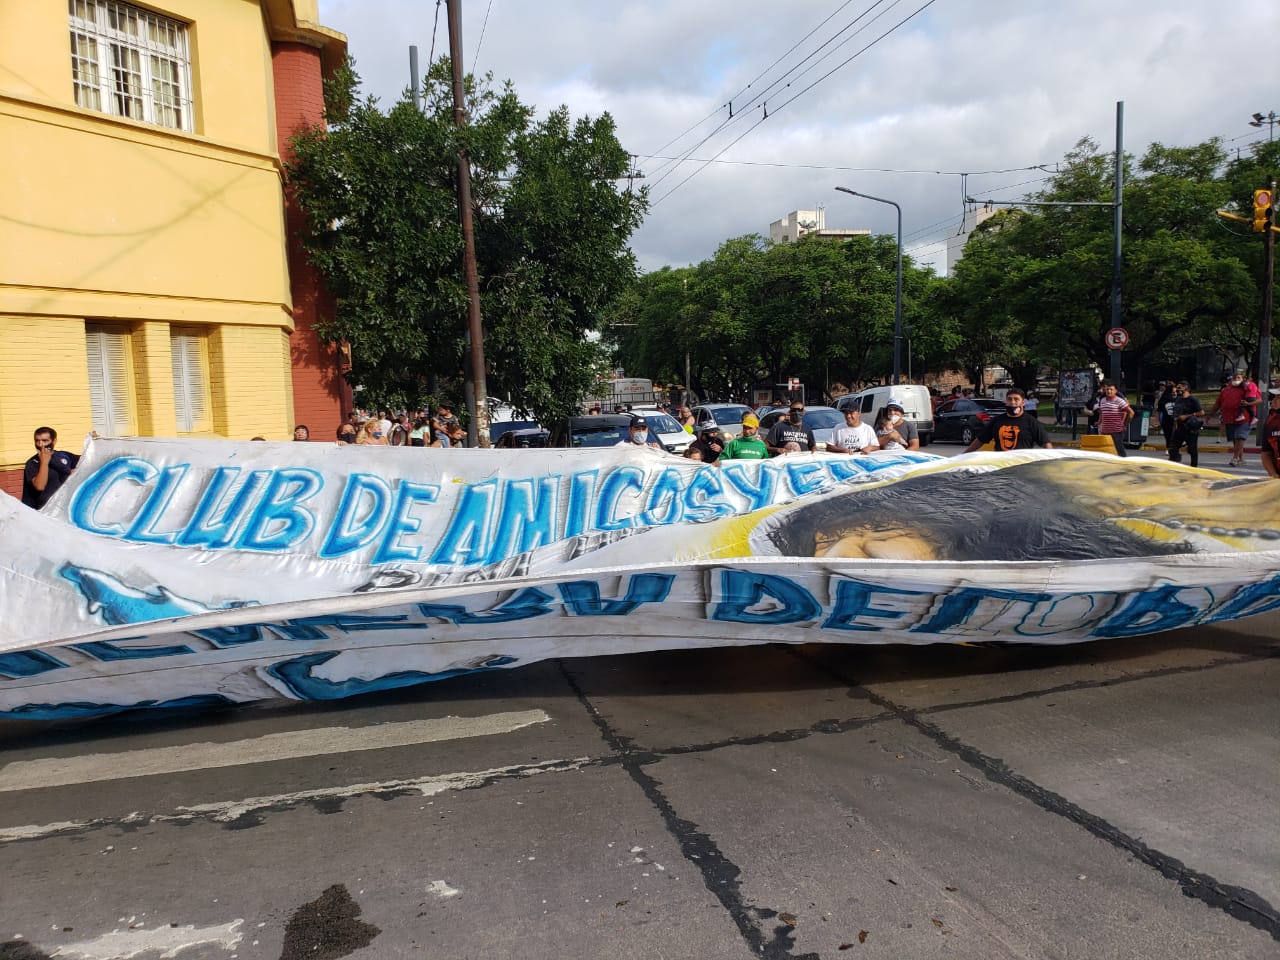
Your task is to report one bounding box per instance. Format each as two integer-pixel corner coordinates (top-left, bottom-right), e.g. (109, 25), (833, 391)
(1047, 440), (1261, 454)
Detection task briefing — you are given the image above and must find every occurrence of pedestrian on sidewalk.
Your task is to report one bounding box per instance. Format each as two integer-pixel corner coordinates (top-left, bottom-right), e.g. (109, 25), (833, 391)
(1090, 382), (1133, 456)
(1209, 371), (1259, 466)
(1168, 382), (1204, 467)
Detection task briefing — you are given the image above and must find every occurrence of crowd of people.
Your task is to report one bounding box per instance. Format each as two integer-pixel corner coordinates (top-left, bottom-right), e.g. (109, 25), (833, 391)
(18, 374), (1280, 514)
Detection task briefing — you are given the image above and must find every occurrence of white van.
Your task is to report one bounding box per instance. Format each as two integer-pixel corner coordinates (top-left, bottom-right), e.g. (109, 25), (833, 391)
(835, 384), (935, 446)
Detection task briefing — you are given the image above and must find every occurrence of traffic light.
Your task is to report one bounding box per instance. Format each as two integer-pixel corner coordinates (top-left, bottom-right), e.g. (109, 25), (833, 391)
(1253, 188), (1273, 233)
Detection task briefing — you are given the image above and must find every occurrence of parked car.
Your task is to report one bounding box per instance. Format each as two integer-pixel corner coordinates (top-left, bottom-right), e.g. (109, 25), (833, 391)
(629, 408), (692, 454)
(691, 403), (754, 439)
(493, 427), (550, 448)
(488, 419), (541, 444)
(835, 383), (935, 446)
(547, 414), (634, 448)
(756, 405), (844, 452)
(931, 397), (1007, 444)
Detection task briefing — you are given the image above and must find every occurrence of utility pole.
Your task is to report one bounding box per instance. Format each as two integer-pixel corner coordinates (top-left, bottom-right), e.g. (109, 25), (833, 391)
(1109, 101), (1124, 385)
(446, 0), (490, 447)
(1261, 177), (1276, 392)
(964, 102), (1126, 386)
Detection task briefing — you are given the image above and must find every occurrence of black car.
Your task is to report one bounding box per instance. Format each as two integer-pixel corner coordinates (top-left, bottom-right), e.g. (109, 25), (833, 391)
(932, 397), (1007, 444)
(493, 427), (550, 448)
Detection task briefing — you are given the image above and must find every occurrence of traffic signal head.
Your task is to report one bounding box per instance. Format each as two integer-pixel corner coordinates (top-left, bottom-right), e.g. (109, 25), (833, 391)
(1253, 188), (1273, 232)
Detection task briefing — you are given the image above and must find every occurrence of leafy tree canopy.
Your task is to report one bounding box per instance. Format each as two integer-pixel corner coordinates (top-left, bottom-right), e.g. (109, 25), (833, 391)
(603, 233), (941, 401)
(286, 58), (647, 425)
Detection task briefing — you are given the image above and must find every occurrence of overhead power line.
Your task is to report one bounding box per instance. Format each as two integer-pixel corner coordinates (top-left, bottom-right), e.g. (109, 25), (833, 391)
(652, 0), (941, 207)
(646, 0), (905, 189)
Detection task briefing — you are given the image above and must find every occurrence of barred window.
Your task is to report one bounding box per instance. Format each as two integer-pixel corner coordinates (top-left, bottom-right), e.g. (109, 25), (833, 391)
(68, 0), (193, 132)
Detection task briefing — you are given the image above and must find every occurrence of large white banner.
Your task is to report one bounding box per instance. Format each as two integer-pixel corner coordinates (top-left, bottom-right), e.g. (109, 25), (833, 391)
(2, 438), (1277, 719)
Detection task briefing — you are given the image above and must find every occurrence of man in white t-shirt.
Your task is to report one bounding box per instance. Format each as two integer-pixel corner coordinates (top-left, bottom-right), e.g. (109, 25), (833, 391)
(826, 406), (880, 455)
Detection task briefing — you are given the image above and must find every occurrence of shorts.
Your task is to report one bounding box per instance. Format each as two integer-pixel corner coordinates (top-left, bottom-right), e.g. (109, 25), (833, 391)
(1225, 422), (1252, 441)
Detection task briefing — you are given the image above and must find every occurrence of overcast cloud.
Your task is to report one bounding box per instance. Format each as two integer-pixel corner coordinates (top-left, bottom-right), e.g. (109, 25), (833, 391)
(316, 0), (1279, 274)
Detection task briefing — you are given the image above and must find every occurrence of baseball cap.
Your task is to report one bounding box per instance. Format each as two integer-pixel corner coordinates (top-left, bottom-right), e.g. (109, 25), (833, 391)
(886, 398), (905, 411)
(1268, 387), (1280, 396)
(630, 417), (648, 428)
(741, 413), (759, 427)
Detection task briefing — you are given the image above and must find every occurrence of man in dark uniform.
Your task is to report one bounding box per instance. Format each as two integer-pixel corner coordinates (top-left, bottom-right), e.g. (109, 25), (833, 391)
(963, 387), (1053, 453)
(23, 426), (80, 510)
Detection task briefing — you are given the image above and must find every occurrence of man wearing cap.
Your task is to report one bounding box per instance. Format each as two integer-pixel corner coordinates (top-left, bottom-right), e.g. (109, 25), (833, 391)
(616, 416), (660, 449)
(720, 413), (769, 460)
(874, 399), (920, 451)
(963, 386), (1053, 453)
(1260, 387), (1280, 478)
(827, 405), (879, 455)
(767, 401), (817, 455)
(685, 426), (725, 463)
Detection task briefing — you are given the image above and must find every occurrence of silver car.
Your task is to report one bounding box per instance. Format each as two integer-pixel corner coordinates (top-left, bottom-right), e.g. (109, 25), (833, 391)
(691, 403), (754, 439)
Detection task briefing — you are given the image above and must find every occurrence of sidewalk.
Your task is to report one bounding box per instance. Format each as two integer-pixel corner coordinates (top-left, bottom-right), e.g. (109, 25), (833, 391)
(1040, 421), (1260, 454)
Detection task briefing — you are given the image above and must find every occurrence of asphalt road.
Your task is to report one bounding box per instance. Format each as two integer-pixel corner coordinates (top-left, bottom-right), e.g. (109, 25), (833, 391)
(1, 605), (1276, 959)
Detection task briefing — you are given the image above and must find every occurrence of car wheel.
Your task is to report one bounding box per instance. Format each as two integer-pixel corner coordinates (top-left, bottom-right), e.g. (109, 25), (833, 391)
(961, 425), (975, 444)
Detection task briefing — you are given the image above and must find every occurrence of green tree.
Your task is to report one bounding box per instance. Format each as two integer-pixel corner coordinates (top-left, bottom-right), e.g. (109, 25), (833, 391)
(286, 59), (646, 425)
(605, 233), (942, 401)
(939, 137), (1257, 387)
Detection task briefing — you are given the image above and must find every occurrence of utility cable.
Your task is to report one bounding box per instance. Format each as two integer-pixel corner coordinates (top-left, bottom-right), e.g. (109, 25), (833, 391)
(646, 0), (900, 187)
(651, 0), (940, 206)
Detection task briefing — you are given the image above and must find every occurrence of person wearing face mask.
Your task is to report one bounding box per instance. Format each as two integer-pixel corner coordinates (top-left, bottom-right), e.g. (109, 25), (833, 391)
(766, 402), (817, 455)
(872, 399), (920, 451)
(963, 386), (1053, 453)
(1168, 380), (1205, 467)
(1260, 387), (1280, 478)
(1209, 371), (1259, 467)
(615, 416), (660, 449)
(685, 426), (725, 463)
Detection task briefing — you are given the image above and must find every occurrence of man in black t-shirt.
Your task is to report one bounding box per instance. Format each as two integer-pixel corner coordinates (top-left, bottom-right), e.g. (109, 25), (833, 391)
(963, 387), (1053, 453)
(766, 402), (817, 455)
(22, 426), (80, 510)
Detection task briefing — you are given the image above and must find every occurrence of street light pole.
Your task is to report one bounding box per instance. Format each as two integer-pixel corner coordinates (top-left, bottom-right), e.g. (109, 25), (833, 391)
(1249, 110), (1278, 143)
(835, 186), (903, 385)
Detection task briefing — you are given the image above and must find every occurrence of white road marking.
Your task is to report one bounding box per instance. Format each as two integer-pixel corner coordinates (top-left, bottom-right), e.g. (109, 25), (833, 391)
(0, 756), (592, 843)
(49, 919), (242, 959)
(0, 710), (550, 793)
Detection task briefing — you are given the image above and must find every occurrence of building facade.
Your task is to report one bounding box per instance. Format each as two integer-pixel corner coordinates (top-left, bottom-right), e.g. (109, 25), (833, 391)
(769, 209), (869, 244)
(0, 0), (347, 499)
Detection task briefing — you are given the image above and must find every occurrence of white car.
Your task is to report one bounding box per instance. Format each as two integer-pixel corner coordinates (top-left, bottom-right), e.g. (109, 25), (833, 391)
(629, 408), (692, 454)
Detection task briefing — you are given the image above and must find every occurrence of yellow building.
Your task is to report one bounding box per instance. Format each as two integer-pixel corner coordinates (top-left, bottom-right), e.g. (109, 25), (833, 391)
(0, 0), (347, 500)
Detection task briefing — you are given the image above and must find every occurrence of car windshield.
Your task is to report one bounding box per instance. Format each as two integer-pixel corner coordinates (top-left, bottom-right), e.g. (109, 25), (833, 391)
(640, 412), (682, 434)
(572, 424), (626, 447)
(711, 406), (750, 425)
(804, 409), (842, 429)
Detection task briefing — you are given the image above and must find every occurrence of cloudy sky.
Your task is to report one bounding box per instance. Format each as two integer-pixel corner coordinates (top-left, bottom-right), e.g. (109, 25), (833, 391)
(315, 0), (1278, 274)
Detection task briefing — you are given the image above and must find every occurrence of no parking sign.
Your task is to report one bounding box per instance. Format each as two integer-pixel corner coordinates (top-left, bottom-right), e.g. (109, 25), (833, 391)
(1105, 327), (1130, 350)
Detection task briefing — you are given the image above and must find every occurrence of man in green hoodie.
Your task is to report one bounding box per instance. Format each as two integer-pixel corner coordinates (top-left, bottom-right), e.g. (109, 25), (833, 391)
(720, 413), (769, 460)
